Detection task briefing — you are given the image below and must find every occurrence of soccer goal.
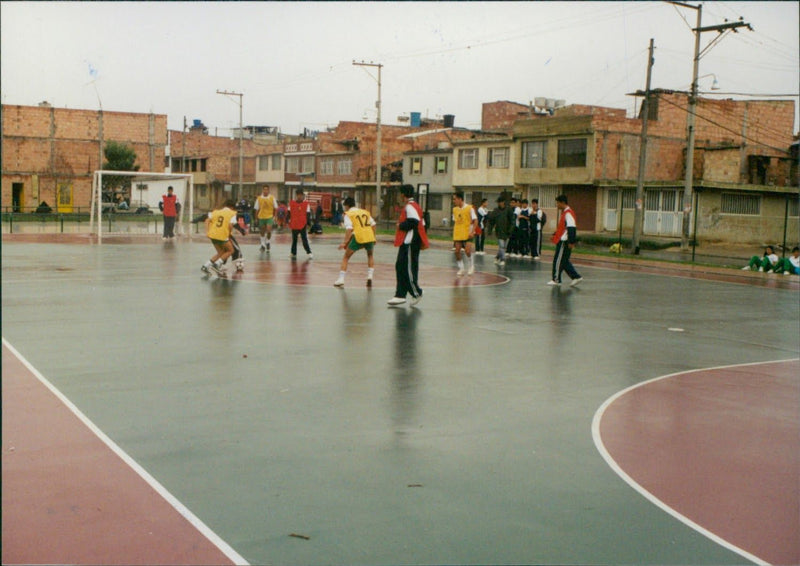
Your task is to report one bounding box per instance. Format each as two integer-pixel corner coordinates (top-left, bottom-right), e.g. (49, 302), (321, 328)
(90, 170), (194, 243)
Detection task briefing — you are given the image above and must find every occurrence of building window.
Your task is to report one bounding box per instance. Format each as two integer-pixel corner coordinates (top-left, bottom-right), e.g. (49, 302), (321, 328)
(521, 141), (546, 168)
(286, 156), (299, 174)
(337, 159), (352, 175)
(271, 154), (281, 170)
(721, 193), (761, 215)
(435, 156), (448, 174)
(789, 196), (799, 217)
(411, 157), (422, 175)
(200, 158), (207, 172)
(488, 147), (509, 168)
(458, 148), (478, 169)
(528, 185), (560, 208)
(301, 156), (315, 174)
(557, 138), (587, 168)
(320, 158), (334, 175)
(428, 194), (444, 210)
(259, 156), (269, 171)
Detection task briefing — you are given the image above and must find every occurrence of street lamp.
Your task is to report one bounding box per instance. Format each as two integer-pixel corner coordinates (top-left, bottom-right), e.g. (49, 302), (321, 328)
(216, 89), (244, 201)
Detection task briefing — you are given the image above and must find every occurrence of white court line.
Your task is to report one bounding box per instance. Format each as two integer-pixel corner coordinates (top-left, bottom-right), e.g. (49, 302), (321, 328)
(592, 359), (799, 566)
(2, 337), (249, 566)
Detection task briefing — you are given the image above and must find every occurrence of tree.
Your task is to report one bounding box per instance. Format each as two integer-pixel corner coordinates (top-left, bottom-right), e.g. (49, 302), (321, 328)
(101, 141), (139, 202)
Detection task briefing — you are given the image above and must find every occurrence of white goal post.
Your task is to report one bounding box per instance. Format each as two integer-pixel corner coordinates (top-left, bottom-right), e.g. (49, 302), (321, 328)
(90, 170), (194, 243)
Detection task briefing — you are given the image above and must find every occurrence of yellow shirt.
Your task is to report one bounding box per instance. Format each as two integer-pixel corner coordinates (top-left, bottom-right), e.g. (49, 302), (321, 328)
(345, 207), (376, 244)
(207, 207), (237, 241)
(452, 204), (475, 241)
(255, 194), (276, 219)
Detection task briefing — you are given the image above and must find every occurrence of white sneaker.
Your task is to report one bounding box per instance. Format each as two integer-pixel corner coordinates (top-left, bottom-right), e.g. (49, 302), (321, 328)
(334, 278), (345, 287)
(387, 297), (406, 306)
(201, 265), (211, 274)
(410, 294), (422, 306)
(785, 271), (791, 275)
(456, 268), (465, 276)
(533, 256), (540, 261)
(570, 277), (583, 287)
(308, 253), (314, 260)
(260, 244), (266, 252)
(467, 266), (474, 275)
(741, 266), (751, 270)
(758, 267), (764, 272)
(547, 280), (560, 286)
(498, 260), (506, 266)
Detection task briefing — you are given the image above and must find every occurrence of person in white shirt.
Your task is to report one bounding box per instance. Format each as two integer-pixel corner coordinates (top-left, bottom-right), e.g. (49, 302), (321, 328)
(742, 246), (779, 272)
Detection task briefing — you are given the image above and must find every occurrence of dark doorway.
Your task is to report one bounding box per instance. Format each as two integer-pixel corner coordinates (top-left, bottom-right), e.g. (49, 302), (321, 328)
(12, 183), (24, 212)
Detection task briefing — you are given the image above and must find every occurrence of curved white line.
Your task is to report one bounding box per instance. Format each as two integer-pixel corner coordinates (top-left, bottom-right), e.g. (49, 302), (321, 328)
(2, 338), (249, 566)
(592, 359), (799, 566)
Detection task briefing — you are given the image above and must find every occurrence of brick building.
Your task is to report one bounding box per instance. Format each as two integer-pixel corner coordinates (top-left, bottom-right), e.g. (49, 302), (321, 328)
(1, 103), (167, 213)
(168, 129), (263, 211)
(514, 91), (798, 244)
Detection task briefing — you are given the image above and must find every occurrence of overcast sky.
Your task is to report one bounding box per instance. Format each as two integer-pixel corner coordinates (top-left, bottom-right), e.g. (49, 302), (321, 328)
(2, 1), (798, 138)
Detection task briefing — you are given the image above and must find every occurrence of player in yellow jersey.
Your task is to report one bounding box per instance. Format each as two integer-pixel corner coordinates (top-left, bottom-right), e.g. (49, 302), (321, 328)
(452, 190), (477, 276)
(334, 197), (376, 288)
(254, 185), (277, 252)
(201, 199), (245, 276)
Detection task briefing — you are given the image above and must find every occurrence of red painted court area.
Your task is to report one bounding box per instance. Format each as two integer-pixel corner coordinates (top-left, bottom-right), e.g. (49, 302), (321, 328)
(595, 359), (800, 566)
(1, 342), (243, 566)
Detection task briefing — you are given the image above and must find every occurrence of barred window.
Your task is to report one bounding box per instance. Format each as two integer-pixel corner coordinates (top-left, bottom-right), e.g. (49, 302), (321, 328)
(286, 156), (299, 173)
(258, 156), (270, 171)
(320, 158), (334, 175)
(271, 154), (282, 170)
(789, 196), (799, 217)
(301, 156), (315, 174)
(720, 193), (760, 215)
(411, 157), (422, 175)
(435, 156), (448, 174)
(607, 188), (636, 210)
(529, 185), (560, 207)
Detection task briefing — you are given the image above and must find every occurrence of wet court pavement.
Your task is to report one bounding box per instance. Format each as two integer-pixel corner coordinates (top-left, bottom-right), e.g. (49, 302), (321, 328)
(2, 233), (798, 565)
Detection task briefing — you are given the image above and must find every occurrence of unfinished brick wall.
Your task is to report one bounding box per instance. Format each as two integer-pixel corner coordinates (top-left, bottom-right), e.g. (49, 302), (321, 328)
(2, 104), (167, 210)
(482, 101), (533, 131)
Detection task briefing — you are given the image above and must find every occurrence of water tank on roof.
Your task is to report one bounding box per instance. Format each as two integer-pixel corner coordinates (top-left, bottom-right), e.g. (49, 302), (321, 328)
(555, 99), (566, 108)
(546, 99), (556, 108)
(193, 119), (203, 128)
(443, 114), (455, 128)
(534, 97), (547, 107)
(410, 112), (422, 127)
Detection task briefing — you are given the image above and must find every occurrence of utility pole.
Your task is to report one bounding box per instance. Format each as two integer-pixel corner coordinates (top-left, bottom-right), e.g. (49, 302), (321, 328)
(353, 60), (382, 221)
(633, 38), (655, 255)
(216, 89), (244, 200)
(668, 1), (751, 250)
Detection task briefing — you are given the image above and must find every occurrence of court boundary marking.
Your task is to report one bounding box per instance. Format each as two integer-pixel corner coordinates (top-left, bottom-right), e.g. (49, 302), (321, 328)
(2, 337), (250, 566)
(591, 358), (800, 566)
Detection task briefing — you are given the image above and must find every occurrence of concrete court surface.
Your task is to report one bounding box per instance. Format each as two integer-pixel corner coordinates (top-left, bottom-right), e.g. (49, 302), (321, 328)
(2, 232), (799, 566)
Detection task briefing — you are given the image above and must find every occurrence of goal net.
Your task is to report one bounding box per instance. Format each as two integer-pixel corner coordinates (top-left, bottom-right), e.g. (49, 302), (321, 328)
(90, 170), (194, 243)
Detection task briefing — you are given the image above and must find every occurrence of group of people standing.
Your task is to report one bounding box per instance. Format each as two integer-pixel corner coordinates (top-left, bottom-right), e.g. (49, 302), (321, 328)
(478, 193), (581, 286)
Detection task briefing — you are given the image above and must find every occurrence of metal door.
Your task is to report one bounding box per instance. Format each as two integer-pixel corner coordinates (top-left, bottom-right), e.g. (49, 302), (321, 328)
(644, 189), (681, 236)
